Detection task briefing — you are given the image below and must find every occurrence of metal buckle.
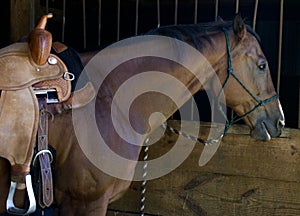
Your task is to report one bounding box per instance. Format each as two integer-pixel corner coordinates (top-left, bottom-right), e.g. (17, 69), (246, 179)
(34, 89), (58, 103)
(32, 149), (54, 166)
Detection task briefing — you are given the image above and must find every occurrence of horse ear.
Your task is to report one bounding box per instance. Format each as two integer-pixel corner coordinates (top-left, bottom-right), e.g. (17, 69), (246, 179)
(233, 14), (246, 40)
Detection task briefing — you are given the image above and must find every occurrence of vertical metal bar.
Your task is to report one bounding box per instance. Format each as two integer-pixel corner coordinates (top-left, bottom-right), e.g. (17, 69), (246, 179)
(157, 0), (161, 28)
(29, 0), (35, 31)
(211, 98), (215, 123)
(62, 0), (66, 42)
(190, 99), (194, 121)
(253, 0), (259, 31)
(277, 0), (284, 94)
(98, 0), (102, 46)
(229, 0), (240, 121)
(135, 0), (139, 36)
(46, 0), (49, 14)
(117, 0), (120, 41)
(215, 0), (219, 21)
(194, 0), (198, 24)
(190, 0), (199, 120)
(213, 0), (219, 121)
(174, 0), (178, 25)
(235, 0), (239, 14)
(83, 0), (87, 49)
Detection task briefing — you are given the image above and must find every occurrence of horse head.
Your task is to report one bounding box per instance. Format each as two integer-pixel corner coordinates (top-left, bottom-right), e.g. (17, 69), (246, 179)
(219, 15), (285, 141)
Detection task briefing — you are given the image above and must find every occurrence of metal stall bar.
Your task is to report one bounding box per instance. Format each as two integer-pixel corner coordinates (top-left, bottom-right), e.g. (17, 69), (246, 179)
(190, 0), (199, 121)
(157, 0), (160, 28)
(277, 0), (284, 94)
(117, 0), (120, 41)
(62, 0), (66, 42)
(235, 0), (239, 13)
(211, 0), (220, 121)
(230, 0), (239, 121)
(135, 0), (139, 35)
(174, 0), (178, 25)
(83, 0), (87, 49)
(215, 0), (219, 21)
(98, 0), (102, 46)
(29, 0), (35, 31)
(194, 0), (198, 24)
(46, 0), (49, 14)
(253, 0), (259, 31)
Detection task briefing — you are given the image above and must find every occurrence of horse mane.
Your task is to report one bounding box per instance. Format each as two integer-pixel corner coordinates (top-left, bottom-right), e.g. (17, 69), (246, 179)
(145, 18), (261, 51)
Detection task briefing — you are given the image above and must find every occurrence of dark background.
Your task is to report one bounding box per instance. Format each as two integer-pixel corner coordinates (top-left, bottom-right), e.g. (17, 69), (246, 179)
(1, 0), (299, 128)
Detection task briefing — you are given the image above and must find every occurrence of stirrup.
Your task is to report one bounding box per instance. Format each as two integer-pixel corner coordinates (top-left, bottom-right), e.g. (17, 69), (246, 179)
(6, 174), (36, 215)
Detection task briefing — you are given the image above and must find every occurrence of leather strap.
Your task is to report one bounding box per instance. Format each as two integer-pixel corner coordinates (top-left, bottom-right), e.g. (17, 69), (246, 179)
(37, 98), (53, 207)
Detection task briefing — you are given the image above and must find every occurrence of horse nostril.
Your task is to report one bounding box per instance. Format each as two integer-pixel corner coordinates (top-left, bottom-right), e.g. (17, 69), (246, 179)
(277, 119), (285, 129)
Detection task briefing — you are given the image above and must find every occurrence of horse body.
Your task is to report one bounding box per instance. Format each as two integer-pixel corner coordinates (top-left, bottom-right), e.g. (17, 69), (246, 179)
(0, 15), (284, 215)
(49, 112), (130, 215)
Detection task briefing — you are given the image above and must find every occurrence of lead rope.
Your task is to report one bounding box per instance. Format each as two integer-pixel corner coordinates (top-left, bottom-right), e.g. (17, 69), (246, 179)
(140, 138), (149, 216)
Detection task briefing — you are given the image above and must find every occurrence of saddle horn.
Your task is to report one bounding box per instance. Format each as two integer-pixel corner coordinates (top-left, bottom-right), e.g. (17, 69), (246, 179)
(28, 14), (53, 65)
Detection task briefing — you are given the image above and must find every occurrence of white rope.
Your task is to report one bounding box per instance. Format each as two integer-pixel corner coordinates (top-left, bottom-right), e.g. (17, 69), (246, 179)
(140, 138), (149, 216)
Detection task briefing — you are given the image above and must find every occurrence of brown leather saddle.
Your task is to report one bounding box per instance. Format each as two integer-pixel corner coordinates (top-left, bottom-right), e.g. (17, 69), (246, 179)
(0, 14), (95, 215)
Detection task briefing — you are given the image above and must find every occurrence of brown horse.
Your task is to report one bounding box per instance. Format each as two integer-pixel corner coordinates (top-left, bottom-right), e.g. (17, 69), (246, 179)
(0, 14), (284, 215)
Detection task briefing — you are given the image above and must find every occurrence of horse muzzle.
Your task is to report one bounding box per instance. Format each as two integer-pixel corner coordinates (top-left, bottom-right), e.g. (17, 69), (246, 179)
(251, 115), (285, 141)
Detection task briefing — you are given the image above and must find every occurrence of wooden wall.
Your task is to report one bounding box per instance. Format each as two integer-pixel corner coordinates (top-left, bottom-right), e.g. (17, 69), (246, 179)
(8, 0), (42, 43)
(107, 121), (300, 216)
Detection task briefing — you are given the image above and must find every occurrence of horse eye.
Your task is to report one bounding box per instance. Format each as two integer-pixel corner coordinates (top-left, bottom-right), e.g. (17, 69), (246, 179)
(258, 63), (267, 71)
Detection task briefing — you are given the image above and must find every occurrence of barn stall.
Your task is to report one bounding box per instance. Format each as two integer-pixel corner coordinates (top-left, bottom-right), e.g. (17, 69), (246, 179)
(1, 0), (300, 215)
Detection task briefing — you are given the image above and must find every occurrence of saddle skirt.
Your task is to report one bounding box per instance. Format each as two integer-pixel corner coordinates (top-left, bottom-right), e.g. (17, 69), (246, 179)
(0, 42), (71, 167)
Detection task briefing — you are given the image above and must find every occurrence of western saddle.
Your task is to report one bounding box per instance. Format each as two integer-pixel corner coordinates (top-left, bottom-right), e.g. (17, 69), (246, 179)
(0, 14), (95, 215)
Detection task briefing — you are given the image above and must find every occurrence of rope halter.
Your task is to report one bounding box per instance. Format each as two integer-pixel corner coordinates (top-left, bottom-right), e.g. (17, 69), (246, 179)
(218, 28), (279, 136)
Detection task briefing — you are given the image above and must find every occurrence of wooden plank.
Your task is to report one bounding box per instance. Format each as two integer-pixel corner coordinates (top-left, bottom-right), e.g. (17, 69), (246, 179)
(152, 120), (300, 182)
(10, 0), (42, 42)
(10, 0), (30, 42)
(109, 172), (300, 216)
(108, 121), (300, 215)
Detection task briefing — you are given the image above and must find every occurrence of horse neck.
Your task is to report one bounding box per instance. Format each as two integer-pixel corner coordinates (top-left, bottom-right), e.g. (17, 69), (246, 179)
(77, 32), (231, 144)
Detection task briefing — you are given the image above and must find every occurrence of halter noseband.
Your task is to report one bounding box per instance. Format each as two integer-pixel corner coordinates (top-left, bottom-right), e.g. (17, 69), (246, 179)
(218, 29), (279, 136)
